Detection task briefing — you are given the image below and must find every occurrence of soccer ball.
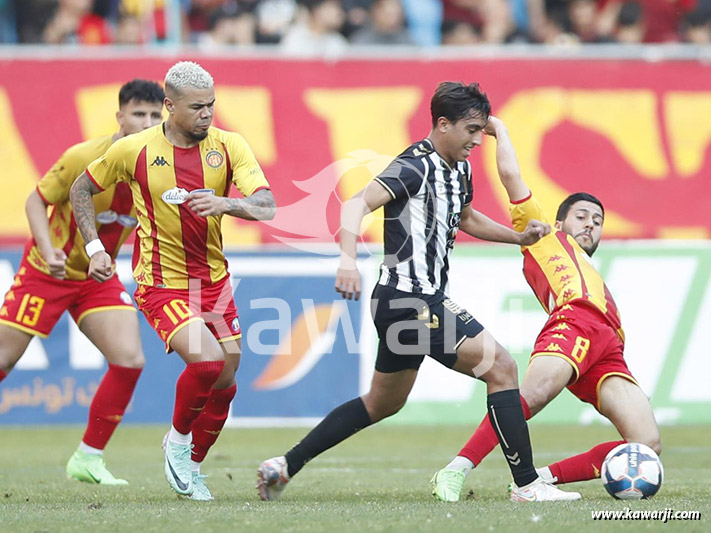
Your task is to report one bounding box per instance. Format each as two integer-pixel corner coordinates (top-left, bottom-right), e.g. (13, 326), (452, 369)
(601, 442), (663, 500)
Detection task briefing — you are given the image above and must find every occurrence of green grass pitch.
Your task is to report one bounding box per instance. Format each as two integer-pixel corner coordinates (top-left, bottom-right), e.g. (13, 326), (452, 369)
(0, 425), (709, 532)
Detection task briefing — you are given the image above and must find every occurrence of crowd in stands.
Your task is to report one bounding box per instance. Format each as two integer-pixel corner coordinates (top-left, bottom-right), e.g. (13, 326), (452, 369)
(1, 0), (709, 48)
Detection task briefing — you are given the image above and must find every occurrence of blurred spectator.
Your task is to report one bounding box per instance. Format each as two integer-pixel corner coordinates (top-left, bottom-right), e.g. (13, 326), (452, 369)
(613, 1), (644, 43)
(342, 0), (372, 38)
(42, 0), (112, 44)
(187, 0), (230, 35)
(198, 2), (257, 46)
(118, 0), (184, 43)
(598, 0), (697, 43)
(442, 0), (513, 43)
(441, 18), (480, 44)
(541, 3), (580, 44)
(256, 0), (297, 43)
(681, 8), (711, 44)
(567, 0), (607, 42)
(0, 0), (17, 43)
(281, 0), (347, 54)
(350, 0), (414, 45)
(113, 14), (144, 44)
(521, 0), (548, 42)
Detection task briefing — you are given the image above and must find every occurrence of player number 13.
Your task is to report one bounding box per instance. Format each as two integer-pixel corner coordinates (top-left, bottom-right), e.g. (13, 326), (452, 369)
(15, 294), (45, 327)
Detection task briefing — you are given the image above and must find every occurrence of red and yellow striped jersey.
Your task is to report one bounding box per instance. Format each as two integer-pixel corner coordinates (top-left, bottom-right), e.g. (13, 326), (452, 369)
(28, 135), (136, 281)
(86, 124), (269, 289)
(510, 193), (623, 337)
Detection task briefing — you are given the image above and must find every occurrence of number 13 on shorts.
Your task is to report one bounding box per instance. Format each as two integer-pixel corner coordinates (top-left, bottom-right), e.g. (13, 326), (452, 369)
(16, 294), (45, 327)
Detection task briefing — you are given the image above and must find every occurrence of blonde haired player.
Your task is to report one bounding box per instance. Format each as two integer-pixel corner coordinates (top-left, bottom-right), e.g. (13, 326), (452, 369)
(70, 61), (276, 501)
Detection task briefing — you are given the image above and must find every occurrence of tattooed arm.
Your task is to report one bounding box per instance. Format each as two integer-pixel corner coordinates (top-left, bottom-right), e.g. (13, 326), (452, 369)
(188, 188), (276, 221)
(69, 173), (113, 282)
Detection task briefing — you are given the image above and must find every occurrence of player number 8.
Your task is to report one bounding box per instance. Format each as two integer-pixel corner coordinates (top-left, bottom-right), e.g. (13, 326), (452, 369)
(571, 336), (590, 363)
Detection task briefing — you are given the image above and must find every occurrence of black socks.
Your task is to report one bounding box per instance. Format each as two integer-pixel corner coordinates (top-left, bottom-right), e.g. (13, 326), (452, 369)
(285, 397), (372, 478)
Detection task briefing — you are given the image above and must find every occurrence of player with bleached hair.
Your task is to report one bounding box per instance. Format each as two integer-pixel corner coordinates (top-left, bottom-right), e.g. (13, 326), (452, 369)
(70, 61), (276, 500)
(0, 79), (164, 485)
(431, 116), (661, 501)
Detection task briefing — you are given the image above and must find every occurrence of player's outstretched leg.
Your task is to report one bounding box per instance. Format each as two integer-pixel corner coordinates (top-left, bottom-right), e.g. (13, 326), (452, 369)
(446, 333), (580, 502)
(434, 353), (580, 501)
(257, 370), (415, 500)
(431, 394), (533, 501)
(256, 397), (371, 501)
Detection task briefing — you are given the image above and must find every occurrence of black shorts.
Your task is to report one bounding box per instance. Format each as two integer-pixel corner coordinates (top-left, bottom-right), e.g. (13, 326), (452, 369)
(370, 284), (485, 373)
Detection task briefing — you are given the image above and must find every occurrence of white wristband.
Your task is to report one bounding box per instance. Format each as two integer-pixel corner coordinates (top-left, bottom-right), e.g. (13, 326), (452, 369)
(85, 239), (105, 258)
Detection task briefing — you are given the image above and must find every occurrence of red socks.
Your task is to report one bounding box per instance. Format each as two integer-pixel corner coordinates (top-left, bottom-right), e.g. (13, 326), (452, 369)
(82, 364), (142, 450)
(172, 361), (224, 435)
(548, 440), (625, 483)
(191, 384), (237, 462)
(459, 395), (531, 466)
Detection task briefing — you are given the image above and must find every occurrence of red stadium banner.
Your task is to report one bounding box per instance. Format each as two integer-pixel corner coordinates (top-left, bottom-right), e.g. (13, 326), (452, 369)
(1, 56), (710, 246)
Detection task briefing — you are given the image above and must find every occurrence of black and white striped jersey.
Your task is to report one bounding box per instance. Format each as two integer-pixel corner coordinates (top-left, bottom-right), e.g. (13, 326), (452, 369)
(374, 138), (473, 295)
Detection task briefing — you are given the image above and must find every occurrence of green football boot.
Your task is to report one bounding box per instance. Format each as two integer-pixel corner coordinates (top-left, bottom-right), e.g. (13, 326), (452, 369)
(189, 473), (214, 501)
(431, 468), (466, 502)
(66, 450), (128, 486)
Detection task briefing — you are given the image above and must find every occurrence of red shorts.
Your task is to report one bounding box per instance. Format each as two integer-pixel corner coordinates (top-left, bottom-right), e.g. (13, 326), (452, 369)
(530, 301), (636, 410)
(0, 256), (135, 337)
(134, 275), (240, 352)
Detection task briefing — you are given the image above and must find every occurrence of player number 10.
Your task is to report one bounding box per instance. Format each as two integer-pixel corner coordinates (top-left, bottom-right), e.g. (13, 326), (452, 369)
(163, 299), (193, 325)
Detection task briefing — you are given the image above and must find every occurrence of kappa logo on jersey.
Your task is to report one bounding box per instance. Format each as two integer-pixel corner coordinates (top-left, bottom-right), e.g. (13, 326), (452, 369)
(119, 291), (132, 305)
(151, 155), (170, 167)
(231, 317), (240, 333)
(205, 150), (224, 169)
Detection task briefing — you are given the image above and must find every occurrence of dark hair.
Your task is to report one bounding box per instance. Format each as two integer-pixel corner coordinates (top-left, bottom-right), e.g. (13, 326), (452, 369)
(556, 192), (604, 222)
(118, 79), (165, 107)
(299, 0), (336, 13)
(618, 1), (643, 27)
(430, 82), (491, 127)
(683, 8), (711, 29)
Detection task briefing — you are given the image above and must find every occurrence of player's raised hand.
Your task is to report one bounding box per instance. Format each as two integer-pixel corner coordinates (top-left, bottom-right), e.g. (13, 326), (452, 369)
(484, 116), (505, 137)
(335, 266), (361, 300)
(88, 250), (113, 283)
(44, 248), (67, 279)
(519, 219), (551, 245)
(187, 191), (223, 217)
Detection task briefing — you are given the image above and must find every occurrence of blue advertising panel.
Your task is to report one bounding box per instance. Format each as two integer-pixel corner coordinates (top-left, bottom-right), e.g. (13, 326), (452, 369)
(0, 251), (364, 425)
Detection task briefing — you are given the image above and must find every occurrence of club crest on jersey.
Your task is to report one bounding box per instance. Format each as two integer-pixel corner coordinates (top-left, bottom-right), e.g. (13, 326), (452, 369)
(161, 187), (189, 204)
(205, 150), (224, 169)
